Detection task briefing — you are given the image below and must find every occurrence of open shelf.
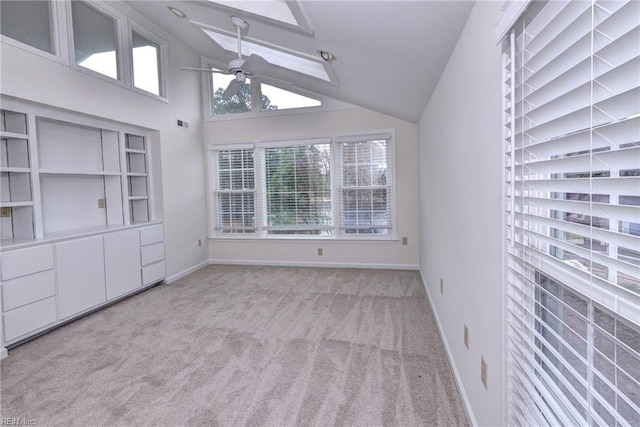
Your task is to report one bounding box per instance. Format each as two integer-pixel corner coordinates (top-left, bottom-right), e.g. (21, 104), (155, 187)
(0, 201), (34, 208)
(37, 119), (119, 174)
(125, 134), (145, 151)
(124, 148), (145, 155)
(1, 171), (32, 203)
(0, 205), (34, 241)
(0, 167), (30, 173)
(0, 109), (33, 241)
(130, 198), (149, 223)
(39, 170), (122, 176)
(1, 109), (28, 135)
(125, 133), (149, 223)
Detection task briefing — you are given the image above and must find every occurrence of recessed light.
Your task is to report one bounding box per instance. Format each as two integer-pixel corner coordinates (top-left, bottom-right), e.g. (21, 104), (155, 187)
(317, 50), (336, 62)
(168, 6), (187, 19)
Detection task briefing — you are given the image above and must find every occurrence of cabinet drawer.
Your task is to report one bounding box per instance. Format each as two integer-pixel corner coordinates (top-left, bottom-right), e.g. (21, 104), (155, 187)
(140, 224), (163, 246)
(2, 270), (55, 311)
(141, 242), (164, 266)
(3, 296), (57, 342)
(142, 261), (165, 285)
(1, 245), (54, 280)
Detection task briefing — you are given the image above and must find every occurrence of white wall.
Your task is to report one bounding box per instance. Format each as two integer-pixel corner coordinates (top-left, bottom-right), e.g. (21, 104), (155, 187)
(205, 107), (420, 269)
(418, 1), (504, 426)
(0, 23), (208, 280)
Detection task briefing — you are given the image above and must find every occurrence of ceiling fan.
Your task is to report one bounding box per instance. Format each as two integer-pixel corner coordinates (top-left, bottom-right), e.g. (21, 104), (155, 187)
(180, 16), (286, 99)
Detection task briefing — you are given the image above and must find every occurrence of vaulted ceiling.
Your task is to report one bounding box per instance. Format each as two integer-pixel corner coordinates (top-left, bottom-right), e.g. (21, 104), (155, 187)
(125, 1), (475, 123)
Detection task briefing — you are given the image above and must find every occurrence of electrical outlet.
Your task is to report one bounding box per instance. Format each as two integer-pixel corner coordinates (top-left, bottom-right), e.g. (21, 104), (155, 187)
(481, 357), (488, 389)
(402, 236), (408, 245)
(197, 238), (202, 247)
(464, 324), (470, 349)
(440, 278), (444, 295)
(97, 198), (106, 209)
(317, 248), (323, 256)
(0, 207), (10, 218)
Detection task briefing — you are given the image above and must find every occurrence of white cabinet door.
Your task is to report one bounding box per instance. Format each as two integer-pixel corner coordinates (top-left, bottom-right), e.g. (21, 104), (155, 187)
(104, 229), (141, 300)
(56, 236), (106, 320)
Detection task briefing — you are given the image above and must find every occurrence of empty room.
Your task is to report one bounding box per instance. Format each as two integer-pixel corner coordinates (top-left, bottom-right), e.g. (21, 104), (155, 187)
(0, 0), (638, 425)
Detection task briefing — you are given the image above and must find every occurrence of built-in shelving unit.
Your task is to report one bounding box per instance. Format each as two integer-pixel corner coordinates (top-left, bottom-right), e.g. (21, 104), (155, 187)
(37, 119), (124, 236)
(0, 109), (34, 241)
(125, 133), (149, 223)
(0, 98), (166, 351)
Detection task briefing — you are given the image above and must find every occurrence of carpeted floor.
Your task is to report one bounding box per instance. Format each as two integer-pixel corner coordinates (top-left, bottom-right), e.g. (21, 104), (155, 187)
(0, 265), (468, 426)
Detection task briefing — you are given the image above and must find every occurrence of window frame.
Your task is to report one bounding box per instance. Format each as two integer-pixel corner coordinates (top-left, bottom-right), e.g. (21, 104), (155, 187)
(208, 144), (257, 236)
(129, 23), (169, 101)
(207, 130), (396, 241)
(336, 133), (395, 239)
(259, 137), (334, 237)
(67, 0), (128, 86)
(0, 0), (69, 65)
(0, 0), (169, 102)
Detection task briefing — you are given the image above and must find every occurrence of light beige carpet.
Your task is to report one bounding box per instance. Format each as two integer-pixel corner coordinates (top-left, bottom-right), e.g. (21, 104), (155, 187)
(0, 265), (468, 426)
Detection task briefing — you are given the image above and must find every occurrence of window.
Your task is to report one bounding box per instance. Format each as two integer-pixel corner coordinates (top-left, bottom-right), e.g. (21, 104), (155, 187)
(202, 30), (329, 81)
(132, 31), (162, 96)
(72, 1), (119, 80)
(262, 141), (332, 235)
(208, 133), (395, 239)
(0, 1), (168, 99)
(260, 84), (321, 111)
(207, 0), (299, 27)
(211, 148), (256, 234)
(208, 64), (322, 116)
(337, 134), (392, 235)
(211, 72), (253, 115)
(502, 1), (640, 425)
(0, 0), (54, 54)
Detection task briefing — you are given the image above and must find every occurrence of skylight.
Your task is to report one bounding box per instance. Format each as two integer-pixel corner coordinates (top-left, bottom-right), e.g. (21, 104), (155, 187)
(203, 30), (330, 82)
(207, 0), (298, 26)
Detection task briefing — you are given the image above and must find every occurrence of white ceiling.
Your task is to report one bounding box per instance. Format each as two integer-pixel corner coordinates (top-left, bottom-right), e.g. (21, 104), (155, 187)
(125, 0), (475, 123)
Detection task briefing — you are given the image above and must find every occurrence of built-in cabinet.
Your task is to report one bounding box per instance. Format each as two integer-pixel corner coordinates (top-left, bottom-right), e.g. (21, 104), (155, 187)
(0, 99), (165, 349)
(104, 229), (142, 300)
(56, 236), (106, 320)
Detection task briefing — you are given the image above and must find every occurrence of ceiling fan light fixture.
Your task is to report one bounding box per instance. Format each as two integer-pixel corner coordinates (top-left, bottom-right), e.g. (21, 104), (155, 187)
(317, 50), (335, 62)
(168, 6), (187, 19)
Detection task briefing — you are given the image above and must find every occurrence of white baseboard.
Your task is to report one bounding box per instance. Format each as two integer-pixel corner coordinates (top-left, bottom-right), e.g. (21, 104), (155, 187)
(419, 269), (477, 426)
(0, 347), (7, 360)
(209, 258), (419, 270)
(165, 260), (210, 283)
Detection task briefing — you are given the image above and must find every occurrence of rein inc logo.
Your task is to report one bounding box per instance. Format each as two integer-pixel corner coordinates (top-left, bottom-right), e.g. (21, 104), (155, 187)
(1, 419), (36, 426)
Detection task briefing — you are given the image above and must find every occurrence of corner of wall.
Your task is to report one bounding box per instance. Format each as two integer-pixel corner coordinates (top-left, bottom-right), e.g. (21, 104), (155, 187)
(418, 269), (478, 426)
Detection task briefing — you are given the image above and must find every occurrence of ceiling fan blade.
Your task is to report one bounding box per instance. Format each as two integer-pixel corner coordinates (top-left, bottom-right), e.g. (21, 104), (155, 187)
(242, 54), (269, 74)
(253, 75), (294, 91)
(179, 67), (229, 74)
(223, 79), (242, 99)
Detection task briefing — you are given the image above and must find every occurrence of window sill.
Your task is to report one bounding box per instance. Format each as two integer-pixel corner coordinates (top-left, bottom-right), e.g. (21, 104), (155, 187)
(204, 102), (360, 122)
(208, 236), (399, 244)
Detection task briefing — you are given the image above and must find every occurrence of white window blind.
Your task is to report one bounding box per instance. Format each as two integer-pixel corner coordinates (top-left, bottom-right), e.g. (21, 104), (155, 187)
(502, 0), (639, 425)
(261, 142), (332, 235)
(337, 134), (393, 236)
(210, 148), (256, 234)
